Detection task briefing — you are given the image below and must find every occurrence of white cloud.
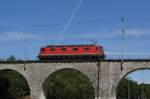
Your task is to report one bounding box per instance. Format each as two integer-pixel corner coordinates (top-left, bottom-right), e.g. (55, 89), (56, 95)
(0, 32), (41, 42)
(42, 29), (150, 41)
(2, 29), (148, 42)
(84, 29), (150, 39)
(125, 29), (149, 37)
(86, 31), (118, 39)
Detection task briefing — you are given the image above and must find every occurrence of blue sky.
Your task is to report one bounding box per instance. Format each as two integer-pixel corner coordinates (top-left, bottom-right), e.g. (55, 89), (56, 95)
(0, 0), (150, 82)
(0, 0), (150, 59)
(127, 70), (150, 84)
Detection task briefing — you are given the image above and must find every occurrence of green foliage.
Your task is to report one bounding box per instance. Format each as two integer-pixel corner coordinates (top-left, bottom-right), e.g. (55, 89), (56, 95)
(0, 70), (30, 99)
(138, 84), (150, 99)
(46, 69), (95, 99)
(7, 55), (16, 61)
(117, 77), (150, 99)
(0, 76), (14, 99)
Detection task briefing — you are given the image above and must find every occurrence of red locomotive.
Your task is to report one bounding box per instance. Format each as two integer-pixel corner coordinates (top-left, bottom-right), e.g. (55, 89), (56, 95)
(38, 44), (105, 61)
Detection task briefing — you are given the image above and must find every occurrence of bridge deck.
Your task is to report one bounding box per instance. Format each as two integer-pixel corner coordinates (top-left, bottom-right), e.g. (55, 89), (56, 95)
(0, 59), (150, 64)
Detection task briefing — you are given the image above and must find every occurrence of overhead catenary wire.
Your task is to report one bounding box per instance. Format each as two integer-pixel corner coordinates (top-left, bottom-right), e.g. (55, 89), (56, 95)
(56, 0), (85, 45)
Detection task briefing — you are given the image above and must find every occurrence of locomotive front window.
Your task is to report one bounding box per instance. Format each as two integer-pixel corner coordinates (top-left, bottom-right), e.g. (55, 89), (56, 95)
(61, 48), (66, 51)
(84, 48), (89, 51)
(41, 48), (45, 52)
(72, 48), (78, 51)
(50, 48), (55, 52)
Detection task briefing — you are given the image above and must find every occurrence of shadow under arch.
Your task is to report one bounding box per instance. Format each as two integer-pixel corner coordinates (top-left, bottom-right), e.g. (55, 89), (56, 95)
(115, 67), (150, 99)
(0, 69), (30, 99)
(40, 68), (95, 99)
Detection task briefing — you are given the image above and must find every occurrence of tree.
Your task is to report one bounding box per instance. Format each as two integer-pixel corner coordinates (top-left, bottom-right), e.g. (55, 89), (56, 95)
(0, 76), (15, 99)
(117, 77), (139, 99)
(138, 84), (150, 99)
(117, 77), (150, 99)
(0, 70), (30, 99)
(46, 69), (95, 99)
(7, 55), (16, 61)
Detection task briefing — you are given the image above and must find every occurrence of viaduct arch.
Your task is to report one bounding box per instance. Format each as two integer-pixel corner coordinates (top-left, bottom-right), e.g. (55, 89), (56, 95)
(109, 61), (150, 99)
(40, 68), (95, 99)
(0, 67), (31, 98)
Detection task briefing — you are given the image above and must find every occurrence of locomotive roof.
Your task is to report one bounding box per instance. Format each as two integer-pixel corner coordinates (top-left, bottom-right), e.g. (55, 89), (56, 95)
(46, 44), (101, 47)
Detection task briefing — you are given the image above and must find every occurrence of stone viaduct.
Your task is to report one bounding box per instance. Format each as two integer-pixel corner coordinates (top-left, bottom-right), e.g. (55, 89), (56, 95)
(0, 59), (150, 99)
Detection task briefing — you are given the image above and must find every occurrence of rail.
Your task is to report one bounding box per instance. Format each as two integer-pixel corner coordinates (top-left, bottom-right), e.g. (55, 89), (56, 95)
(0, 55), (150, 64)
(0, 59), (150, 64)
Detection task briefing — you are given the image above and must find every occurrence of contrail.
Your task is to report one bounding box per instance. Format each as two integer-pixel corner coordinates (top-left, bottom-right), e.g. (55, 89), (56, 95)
(56, 0), (85, 45)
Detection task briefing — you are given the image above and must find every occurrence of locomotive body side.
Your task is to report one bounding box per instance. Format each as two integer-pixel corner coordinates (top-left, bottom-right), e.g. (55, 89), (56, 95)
(38, 44), (104, 61)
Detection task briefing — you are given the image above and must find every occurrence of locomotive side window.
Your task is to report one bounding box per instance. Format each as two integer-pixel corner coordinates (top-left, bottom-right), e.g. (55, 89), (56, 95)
(84, 48), (89, 51)
(96, 47), (98, 50)
(61, 48), (66, 51)
(72, 48), (78, 51)
(50, 48), (55, 52)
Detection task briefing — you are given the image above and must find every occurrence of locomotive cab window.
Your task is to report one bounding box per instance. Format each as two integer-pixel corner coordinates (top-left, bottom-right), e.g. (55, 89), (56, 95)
(72, 48), (78, 51)
(41, 48), (45, 52)
(84, 48), (90, 51)
(50, 48), (55, 52)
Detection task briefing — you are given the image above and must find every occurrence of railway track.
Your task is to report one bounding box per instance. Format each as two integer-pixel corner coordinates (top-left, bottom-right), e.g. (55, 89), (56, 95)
(0, 59), (150, 64)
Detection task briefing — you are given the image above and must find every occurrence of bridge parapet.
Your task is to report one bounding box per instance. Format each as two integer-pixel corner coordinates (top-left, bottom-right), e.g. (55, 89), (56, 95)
(106, 55), (150, 60)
